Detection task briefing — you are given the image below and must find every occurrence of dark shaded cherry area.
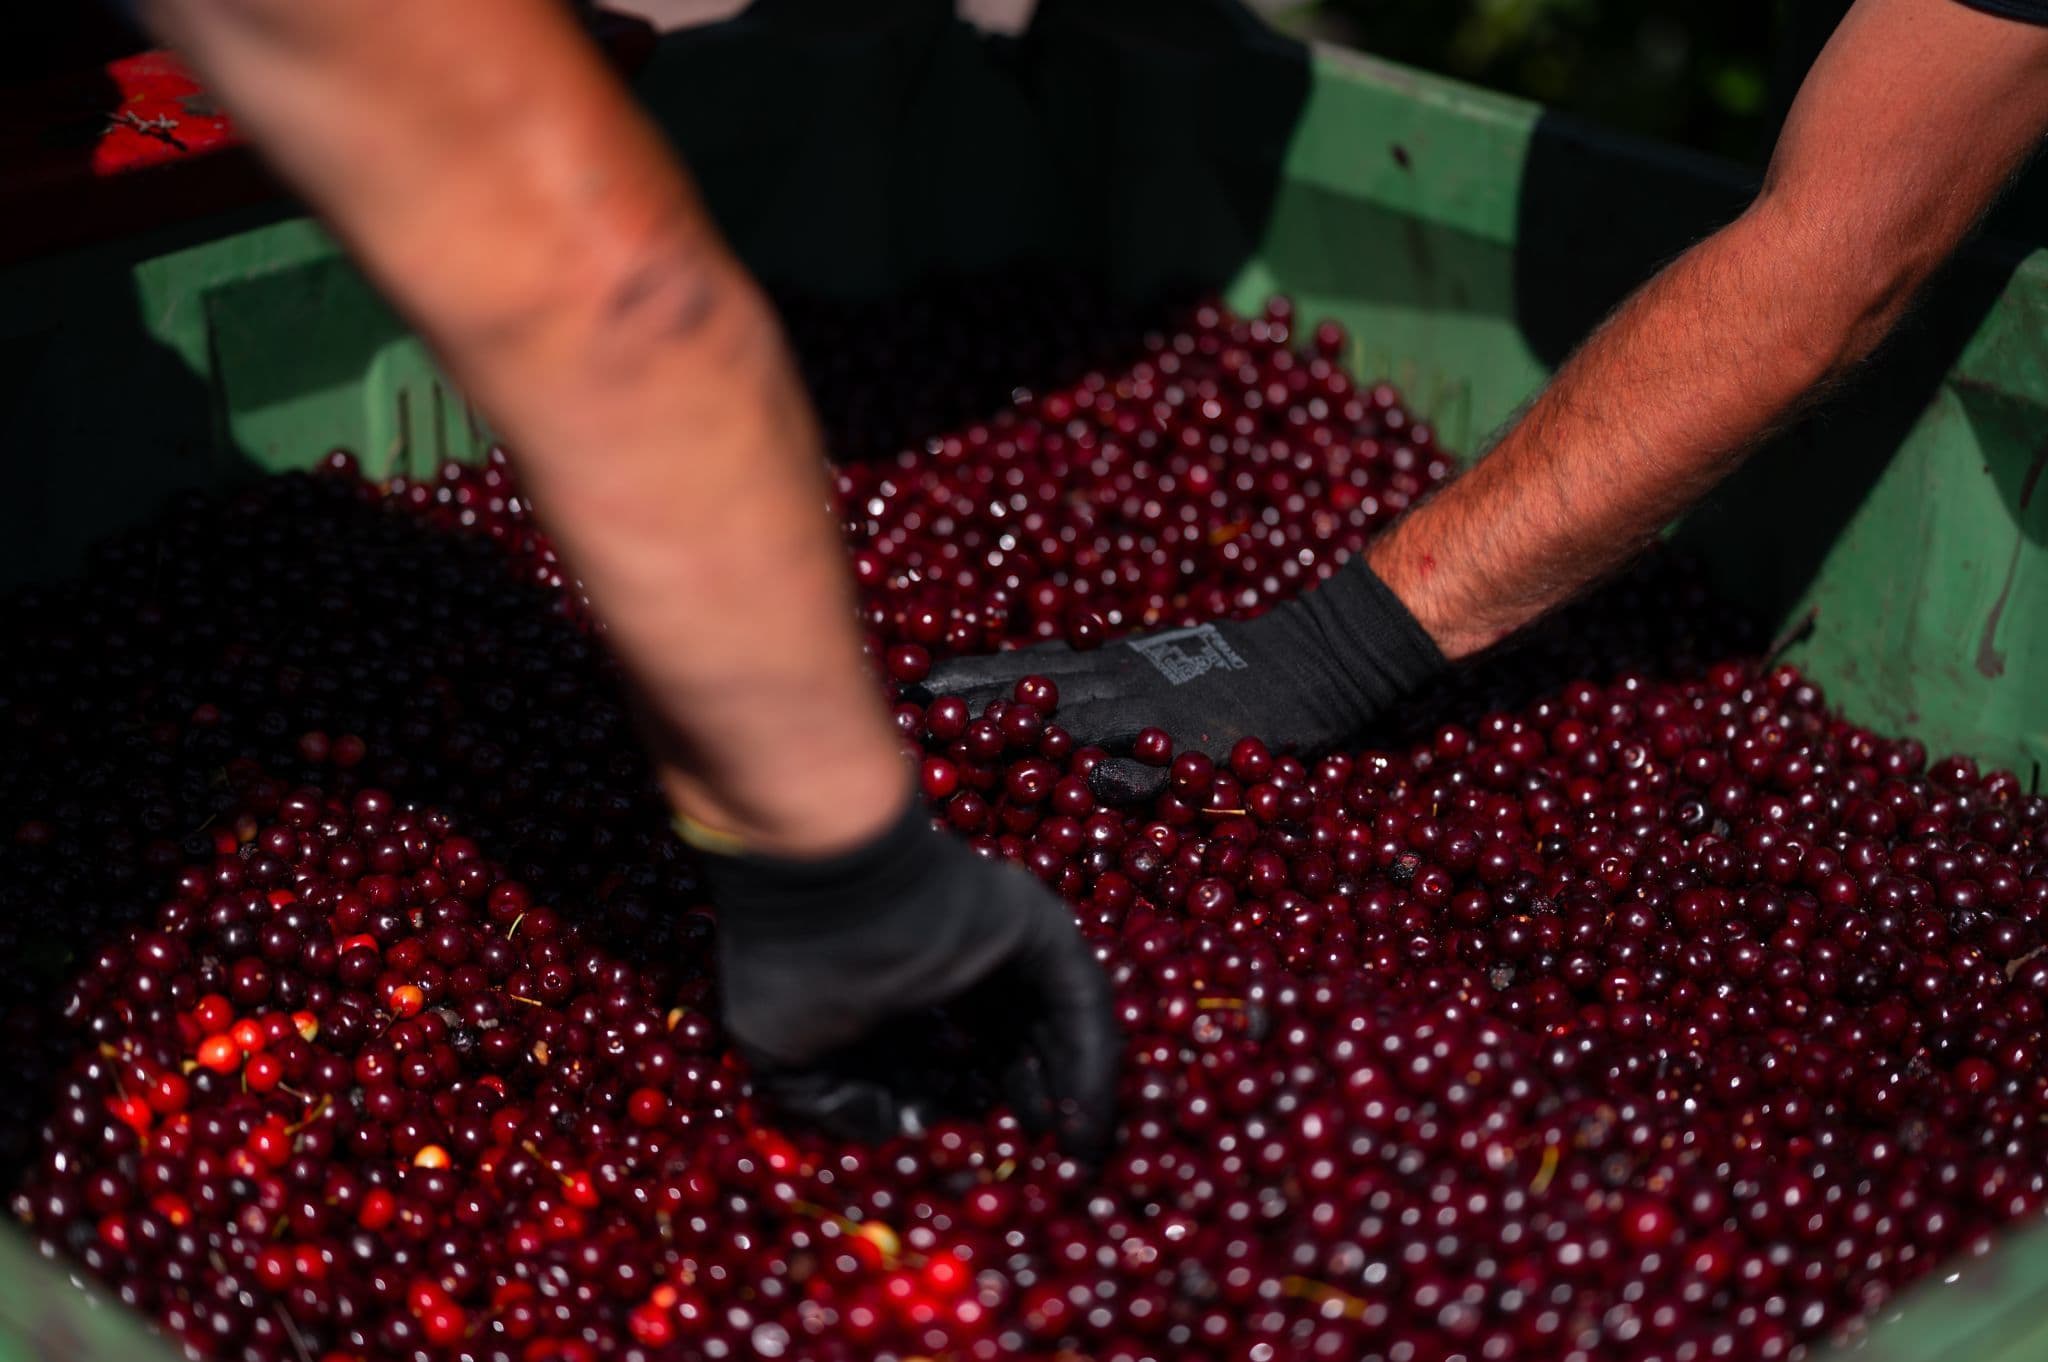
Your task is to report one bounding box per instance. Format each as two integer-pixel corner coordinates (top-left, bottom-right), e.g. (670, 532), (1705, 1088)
(10, 284), (2048, 1362)
(0, 465), (692, 1175)
(779, 266), (1186, 465)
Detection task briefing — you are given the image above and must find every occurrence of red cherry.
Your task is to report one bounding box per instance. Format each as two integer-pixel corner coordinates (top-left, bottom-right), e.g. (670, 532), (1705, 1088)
(358, 1189), (398, 1231)
(196, 1035), (242, 1074)
(885, 643), (931, 684)
(193, 994), (235, 1036)
(1132, 729), (1174, 766)
(627, 1087), (669, 1128)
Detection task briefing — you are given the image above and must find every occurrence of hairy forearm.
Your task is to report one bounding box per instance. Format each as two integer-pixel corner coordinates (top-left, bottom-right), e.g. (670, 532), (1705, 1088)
(1367, 203), (1866, 659)
(143, 0), (903, 851)
(504, 259), (905, 857)
(1369, 0), (2048, 661)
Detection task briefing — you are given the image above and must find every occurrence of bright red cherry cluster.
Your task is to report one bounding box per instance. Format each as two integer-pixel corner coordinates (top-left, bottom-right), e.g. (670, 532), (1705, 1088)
(0, 465), (691, 1176)
(8, 284), (2048, 1362)
(24, 793), (775, 1362)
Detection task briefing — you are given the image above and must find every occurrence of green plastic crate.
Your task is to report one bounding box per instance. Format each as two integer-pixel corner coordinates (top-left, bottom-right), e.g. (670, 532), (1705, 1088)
(3, 2), (2047, 1358)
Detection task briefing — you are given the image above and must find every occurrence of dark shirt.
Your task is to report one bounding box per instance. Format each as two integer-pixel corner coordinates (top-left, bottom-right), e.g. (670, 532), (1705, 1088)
(1960, 0), (2048, 23)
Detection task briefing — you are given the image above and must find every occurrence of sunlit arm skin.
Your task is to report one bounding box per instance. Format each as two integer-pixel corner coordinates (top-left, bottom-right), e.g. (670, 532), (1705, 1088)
(139, 0), (906, 855)
(1369, 0), (2048, 661)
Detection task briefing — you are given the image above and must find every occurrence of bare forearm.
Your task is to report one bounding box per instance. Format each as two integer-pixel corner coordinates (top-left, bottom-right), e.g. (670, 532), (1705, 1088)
(144, 0), (902, 851)
(1367, 205), (1848, 659)
(1371, 0), (2048, 661)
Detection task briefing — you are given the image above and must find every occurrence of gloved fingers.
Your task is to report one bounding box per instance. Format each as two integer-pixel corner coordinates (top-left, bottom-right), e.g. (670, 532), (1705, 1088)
(918, 640), (1081, 705)
(1088, 755), (1172, 806)
(1015, 905), (1120, 1165)
(1082, 711), (1258, 802)
(1002, 1047), (1055, 1139)
(1074, 708), (1152, 757)
(750, 1064), (904, 1144)
(941, 958), (1051, 1138)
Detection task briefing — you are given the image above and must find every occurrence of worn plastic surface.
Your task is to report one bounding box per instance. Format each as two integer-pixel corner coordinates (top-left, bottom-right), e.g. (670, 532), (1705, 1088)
(0, 1229), (172, 1362)
(1, 3), (2046, 1359)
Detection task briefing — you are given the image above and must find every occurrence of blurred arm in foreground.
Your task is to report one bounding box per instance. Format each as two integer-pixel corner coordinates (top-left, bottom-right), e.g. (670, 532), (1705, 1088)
(138, 0), (1115, 1157)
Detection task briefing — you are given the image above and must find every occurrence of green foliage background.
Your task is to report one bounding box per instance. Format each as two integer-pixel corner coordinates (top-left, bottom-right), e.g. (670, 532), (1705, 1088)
(1320, 1), (1822, 163)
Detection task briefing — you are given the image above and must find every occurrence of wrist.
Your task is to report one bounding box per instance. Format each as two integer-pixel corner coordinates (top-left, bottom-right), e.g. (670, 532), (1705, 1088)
(1364, 529), (1496, 662)
(660, 724), (913, 860)
(693, 778), (940, 936)
(1385, 587), (1500, 663)
(1283, 555), (1448, 711)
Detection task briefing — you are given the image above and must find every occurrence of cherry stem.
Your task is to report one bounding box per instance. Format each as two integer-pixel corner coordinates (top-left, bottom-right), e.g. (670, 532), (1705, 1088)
(1281, 1275), (1370, 1320)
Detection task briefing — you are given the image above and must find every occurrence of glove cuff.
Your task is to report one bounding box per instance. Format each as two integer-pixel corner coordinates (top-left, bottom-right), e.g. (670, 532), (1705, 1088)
(692, 783), (936, 939)
(1296, 556), (1446, 716)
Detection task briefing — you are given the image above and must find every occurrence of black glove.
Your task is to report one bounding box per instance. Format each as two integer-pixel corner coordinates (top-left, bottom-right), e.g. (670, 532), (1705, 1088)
(701, 792), (1119, 1161)
(924, 558), (1443, 803)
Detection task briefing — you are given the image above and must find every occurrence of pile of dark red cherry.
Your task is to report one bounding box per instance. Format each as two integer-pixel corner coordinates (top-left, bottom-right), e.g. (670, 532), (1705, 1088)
(8, 278), (2048, 1362)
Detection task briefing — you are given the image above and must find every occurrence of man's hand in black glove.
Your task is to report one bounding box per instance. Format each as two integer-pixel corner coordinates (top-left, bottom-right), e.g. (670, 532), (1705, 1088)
(924, 558), (1443, 803)
(700, 792), (1120, 1162)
